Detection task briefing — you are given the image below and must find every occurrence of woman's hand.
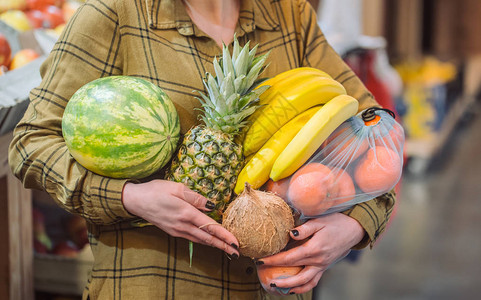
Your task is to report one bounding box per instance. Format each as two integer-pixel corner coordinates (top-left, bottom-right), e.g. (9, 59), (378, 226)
(122, 180), (239, 257)
(257, 213), (365, 295)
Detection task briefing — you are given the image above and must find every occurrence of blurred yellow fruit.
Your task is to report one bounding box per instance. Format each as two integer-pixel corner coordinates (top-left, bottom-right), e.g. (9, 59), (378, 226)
(0, 10), (32, 32)
(54, 23), (65, 35)
(0, 0), (27, 13)
(9, 48), (40, 70)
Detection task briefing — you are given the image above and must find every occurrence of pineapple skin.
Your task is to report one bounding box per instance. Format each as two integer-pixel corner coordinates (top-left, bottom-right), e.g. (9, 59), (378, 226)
(167, 125), (244, 221)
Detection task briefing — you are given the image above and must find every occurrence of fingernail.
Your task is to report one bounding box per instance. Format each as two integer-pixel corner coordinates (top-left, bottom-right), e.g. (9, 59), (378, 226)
(231, 253), (239, 259)
(205, 201), (215, 210)
(290, 292), (295, 295)
(291, 229), (299, 237)
(255, 260), (264, 265)
(231, 243), (239, 250)
(270, 283), (277, 287)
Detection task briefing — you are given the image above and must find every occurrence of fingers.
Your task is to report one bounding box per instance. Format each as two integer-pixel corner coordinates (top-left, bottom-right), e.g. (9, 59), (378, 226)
(276, 266), (324, 295)
(259, 243), (311, 266)
(168, 182), (214, 211)
(186, 225), (239, 257)
(181, 185), (216, 211)
(290, 218), (325, 240)
(191, 212), (239, 247)
(146, 181), (239, 255)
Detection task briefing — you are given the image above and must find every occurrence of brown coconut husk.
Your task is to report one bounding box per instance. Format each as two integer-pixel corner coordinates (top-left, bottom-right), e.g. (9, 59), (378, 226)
(222, 183), (294, 259)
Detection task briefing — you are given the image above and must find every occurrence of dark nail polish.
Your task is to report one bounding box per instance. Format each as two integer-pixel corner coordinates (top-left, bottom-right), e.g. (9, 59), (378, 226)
(255, 260), (264, 265)
(205, 201), (215, 210)
(290, 292), (295, 295)
(231, 253), (239, 259)
(291, 229), (299, 237)
(270, 283), (277, 287)
(231, 243), (238, 250)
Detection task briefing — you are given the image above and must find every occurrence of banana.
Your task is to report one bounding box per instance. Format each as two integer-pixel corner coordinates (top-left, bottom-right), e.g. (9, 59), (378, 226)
(235, 106), (323, 194)
(270, 95), (359, 181)
(243, 76), (346, 156)
(256, 67), (333, 96)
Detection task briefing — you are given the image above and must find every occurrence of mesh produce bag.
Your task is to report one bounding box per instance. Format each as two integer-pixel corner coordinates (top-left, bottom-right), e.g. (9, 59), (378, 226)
(265, 107), (404, 219)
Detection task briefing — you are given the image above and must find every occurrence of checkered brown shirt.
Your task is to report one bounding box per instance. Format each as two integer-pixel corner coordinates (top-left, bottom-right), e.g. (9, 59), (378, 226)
(8, 0), (395, 298)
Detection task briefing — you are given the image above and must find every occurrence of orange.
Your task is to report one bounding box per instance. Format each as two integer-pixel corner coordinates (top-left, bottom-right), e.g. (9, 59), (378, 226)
(287, 163), (358, 216)
(264, 178), (290, 199)
(354, 146), (402, 194)
(330, 167), (356, 207)
(286, 163), (336, 216)
(321, 123), (369, 167)
(375, 124), (404, 153)
(257, 265), (303, 293)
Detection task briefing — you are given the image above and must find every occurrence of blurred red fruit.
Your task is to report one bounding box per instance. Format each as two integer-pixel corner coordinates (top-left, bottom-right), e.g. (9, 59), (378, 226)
(41, 5), (65, 28)
(26, 0), (63, 10)
(67, 215), (89, 249)
(0, 33), (11, 68)
(26, 10), (47, 28)
(52, 241), (79, 258)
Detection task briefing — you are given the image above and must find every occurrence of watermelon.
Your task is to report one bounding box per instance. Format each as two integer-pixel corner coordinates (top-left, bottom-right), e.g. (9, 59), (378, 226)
(62, 76), (180, 179)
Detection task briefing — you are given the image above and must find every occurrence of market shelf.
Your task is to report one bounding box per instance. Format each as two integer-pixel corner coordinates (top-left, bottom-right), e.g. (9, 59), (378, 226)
(404, 94), (477, 173)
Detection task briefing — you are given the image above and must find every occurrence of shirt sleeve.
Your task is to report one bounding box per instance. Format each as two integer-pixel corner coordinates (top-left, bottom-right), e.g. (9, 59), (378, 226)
(8, 0), (135, 225)
(297, 0), (396, 248)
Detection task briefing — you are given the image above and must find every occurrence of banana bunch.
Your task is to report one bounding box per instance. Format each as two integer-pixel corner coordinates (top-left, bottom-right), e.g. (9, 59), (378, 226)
(243, 67), (346, 156)
(236, 68), (359, 193)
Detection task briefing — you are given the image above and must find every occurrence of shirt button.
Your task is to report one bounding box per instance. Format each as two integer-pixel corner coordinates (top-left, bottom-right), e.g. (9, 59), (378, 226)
(246, 267), (254, 275)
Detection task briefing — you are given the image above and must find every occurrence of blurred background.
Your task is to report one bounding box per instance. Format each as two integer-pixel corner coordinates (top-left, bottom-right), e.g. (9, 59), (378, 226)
(1, 0), (480, 299)
(310, 0), (481, 299)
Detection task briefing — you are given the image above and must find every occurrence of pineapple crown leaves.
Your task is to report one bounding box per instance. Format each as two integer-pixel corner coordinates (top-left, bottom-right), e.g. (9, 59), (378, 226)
(195, 36), (270, 135)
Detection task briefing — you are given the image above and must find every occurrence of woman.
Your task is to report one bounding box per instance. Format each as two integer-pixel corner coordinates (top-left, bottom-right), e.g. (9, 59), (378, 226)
(8, 0), (395, 298)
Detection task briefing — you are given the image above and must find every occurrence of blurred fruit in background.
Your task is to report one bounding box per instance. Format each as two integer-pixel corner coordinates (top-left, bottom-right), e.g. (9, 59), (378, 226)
(25, 9), (48, 28)
(41, 4), (64, 28)
(53, 22), (64, 34)
(0, 9), (32, 31)
(395, 57), (457, 139)
(66, 215), (88, 249)
(0, 32), (11, 67)
(0, 0), (27, 13)
(26, 0), (64, 11)
(9, 48), (40, 69)
(33, 208), (53, 254)
(62, 0), (80, 22)
(0, 0), (77, 33)
(52, 240), (79, 258)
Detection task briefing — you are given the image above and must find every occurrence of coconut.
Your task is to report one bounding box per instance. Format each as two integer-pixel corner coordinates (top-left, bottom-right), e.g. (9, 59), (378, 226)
(222, 183), (294, 259)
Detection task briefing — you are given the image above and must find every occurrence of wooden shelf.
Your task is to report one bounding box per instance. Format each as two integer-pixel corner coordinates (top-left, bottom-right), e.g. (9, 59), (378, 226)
(34, 248), (93, 296)
(0, 133), (33, 300)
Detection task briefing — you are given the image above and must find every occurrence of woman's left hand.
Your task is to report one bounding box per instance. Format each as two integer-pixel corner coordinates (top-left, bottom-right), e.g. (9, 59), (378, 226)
(257, 212), (366, 295)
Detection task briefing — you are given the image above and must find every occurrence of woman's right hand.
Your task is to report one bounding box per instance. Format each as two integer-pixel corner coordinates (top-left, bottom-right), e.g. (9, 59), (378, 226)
(122, 180), (239, 257)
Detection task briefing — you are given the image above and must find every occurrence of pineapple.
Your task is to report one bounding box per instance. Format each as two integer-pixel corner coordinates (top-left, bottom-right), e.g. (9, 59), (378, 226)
(167, 37), (270, 221)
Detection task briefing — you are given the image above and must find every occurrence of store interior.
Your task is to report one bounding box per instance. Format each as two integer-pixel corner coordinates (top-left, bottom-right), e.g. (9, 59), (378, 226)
(1, 0), (480, 299)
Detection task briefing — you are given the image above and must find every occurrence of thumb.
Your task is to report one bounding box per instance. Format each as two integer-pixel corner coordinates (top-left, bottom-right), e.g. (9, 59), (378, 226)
(290, 218), (325, 240)
(182, 186), (215, 211)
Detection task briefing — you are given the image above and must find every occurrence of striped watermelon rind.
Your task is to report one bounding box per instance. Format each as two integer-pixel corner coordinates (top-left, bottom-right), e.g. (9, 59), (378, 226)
(62, 76), (180, 179)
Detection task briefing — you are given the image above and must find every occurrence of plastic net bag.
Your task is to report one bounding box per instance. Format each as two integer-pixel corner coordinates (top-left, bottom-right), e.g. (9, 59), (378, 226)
(264, 107), (404, 219)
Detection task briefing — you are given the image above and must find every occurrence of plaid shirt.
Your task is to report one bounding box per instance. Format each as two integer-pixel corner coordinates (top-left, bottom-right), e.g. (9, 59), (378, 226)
(8, 0), (395, 298)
